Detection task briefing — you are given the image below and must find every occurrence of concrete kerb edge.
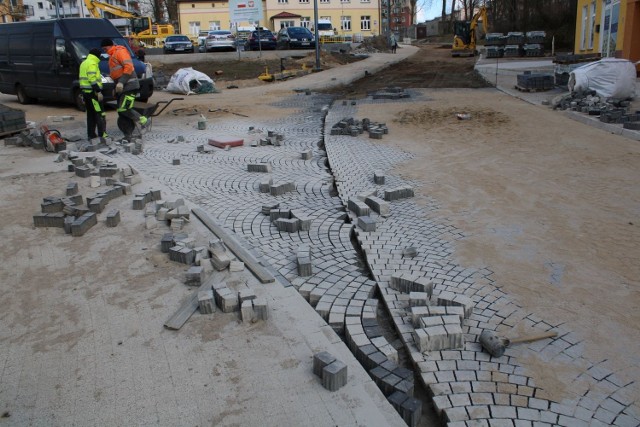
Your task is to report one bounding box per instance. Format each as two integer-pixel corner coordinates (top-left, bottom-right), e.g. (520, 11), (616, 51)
(192, 207), (276, 284)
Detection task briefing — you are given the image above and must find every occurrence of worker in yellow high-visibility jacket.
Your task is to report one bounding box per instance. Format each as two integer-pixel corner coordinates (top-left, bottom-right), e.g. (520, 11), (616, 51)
(79, 47), (107, 141)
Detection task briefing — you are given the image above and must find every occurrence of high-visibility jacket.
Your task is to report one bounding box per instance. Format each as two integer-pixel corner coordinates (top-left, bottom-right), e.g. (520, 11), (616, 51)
(79, 53), (102, 94)
(104, 44), (140, 92)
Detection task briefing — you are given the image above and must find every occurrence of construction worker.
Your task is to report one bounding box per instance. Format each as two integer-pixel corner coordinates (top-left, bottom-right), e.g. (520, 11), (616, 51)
(100, 38), (148, 141)
(79, 47), (107, 142)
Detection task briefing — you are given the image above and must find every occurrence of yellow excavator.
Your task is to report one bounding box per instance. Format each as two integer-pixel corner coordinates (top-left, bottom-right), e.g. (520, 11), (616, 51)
(84, 0), (174, 41)
(451, 6), (488, 57)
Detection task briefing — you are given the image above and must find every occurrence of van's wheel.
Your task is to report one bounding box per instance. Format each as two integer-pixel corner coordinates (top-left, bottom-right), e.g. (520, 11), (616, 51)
(16, 84), (35, 105)
(74, 89), (86, 112)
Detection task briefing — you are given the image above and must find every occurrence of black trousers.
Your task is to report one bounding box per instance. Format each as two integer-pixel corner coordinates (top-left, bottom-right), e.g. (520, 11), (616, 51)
(116, 90), (143, 139)
(83, 92), (106, 139)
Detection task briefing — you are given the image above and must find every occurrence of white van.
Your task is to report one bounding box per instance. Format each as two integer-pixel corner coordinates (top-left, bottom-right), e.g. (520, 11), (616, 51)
(316, 19), (335, 37)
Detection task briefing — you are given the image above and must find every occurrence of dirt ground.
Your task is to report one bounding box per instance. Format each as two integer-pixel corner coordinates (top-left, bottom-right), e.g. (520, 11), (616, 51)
(1, 44), (639, 422)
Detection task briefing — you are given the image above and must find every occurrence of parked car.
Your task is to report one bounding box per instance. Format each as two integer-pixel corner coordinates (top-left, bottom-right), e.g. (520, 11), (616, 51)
(204, 30), (236, 52)
(163, 35), (194, 54)
(276, 26), (315, 50)
(244, 29), (277, 51)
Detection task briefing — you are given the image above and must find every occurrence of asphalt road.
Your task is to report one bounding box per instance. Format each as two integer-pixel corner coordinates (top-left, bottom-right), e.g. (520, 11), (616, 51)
(145, 43), (353, 65)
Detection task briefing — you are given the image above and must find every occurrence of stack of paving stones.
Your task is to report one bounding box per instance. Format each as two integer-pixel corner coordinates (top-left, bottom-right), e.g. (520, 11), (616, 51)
(485, 33), (506, 46)
(330, 117), (364, 136)
(266, 207), (312, 233)
(185, 266), (205, 286)
(0, 104), (27, 135)
(330, 117), (389, 140)
(373, 171), (385, 185)
(516, 72), (554, 91)
(239, 288), (268, 322)
(296, 244), (313, 276)
(322, 102), (640, 426)
(313, 351), (348, 392)
(258, 130), (285, 146)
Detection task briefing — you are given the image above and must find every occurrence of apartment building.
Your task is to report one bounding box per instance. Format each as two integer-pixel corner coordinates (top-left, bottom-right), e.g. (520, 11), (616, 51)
(574, 0), (640, 67)
(176, 0), (382, 38)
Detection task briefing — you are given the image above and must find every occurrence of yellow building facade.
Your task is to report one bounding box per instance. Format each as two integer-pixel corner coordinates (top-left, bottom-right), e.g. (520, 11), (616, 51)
(177, 0), (381, 38)
(575, 0), (640, 68)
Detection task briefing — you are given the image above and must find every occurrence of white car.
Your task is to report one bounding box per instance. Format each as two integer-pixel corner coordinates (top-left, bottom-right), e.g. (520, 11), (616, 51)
(204, 30), (236, 52)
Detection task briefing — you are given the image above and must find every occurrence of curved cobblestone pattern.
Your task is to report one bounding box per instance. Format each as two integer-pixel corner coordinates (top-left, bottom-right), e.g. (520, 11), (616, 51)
(324, 97), (639, 426)
(106, 91), (639, 426)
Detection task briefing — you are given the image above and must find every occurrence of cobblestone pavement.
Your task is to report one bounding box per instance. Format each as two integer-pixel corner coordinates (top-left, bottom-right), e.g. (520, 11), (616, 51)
(106, 86), (639, 426)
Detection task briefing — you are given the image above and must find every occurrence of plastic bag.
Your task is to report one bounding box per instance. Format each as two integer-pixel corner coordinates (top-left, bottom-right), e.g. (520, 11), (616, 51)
(568, 58), (636, 99)
(166, 67), (216, 95)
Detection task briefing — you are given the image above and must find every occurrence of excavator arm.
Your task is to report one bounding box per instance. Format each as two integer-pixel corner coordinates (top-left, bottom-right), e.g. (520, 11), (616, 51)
(83, 0), (140, 18)
(452, 6), (488, 56)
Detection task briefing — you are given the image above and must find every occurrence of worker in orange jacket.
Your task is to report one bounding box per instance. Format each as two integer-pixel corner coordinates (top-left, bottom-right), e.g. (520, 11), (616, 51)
(101, 38), (148, 141)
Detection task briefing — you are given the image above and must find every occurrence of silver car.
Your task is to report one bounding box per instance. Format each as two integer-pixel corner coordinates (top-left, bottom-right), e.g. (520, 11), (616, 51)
(204, 30), (236, 52)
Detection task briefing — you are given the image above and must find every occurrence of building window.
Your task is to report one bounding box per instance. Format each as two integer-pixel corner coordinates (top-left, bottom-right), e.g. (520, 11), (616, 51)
(580, 5), (587, 50)
(278, 0), (288, 3)
(209, 21), (220, 30)
(341, 15), (351, 31)
(360, 0), (370, 3)
(341, 0), (350, 3)
(301, 16), (311, 27)
(360, 15), (370, 31)
(299, 0), (309, 3)
(189, 21), (200, 34)
(589, 1), (596, 49)
(320, 0), (330, 3)
(280, 20), (294, 27)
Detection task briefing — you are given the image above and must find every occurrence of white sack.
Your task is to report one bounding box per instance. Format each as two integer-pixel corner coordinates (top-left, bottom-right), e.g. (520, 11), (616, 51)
(568, 58), (636, 99)
(166, 67), (215, 95)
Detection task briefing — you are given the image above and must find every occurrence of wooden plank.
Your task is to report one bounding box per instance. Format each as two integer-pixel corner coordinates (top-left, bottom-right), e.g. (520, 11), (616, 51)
(192, 207), (276, 284)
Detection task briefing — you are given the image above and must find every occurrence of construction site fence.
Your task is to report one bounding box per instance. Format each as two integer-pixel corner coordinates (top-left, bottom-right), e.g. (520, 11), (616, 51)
(319, 34), (364, 44)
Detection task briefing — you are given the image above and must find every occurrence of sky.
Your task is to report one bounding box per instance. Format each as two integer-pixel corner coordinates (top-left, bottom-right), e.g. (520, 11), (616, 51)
(417, 0), (453, 23)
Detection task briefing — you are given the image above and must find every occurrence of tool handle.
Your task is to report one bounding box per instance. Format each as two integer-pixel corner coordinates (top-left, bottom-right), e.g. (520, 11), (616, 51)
(509, 331), (558, 345)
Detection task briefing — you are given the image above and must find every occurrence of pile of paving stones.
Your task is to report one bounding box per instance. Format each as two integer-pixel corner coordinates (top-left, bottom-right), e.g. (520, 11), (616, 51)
(265, 206), (312, 233)
(32, 156), (144, 236)
(313, 351), (348, 391)
(516, 72), (554, 91)
(330, 117), (389, 139)
(0, 104), (26, 135)
(553, 90), (640, 129)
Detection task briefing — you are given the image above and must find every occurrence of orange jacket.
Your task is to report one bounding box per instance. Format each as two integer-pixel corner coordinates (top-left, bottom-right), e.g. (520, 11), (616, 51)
(105, 45), (134, 81)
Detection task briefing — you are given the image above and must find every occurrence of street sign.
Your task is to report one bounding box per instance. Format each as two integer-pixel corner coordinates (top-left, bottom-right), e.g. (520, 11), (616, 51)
(229, 0), (263, 23)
